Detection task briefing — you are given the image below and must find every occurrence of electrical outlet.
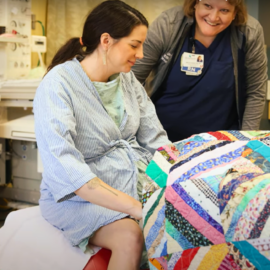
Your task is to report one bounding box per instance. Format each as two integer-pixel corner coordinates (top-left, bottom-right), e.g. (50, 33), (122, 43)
(31, 14), (36, 30)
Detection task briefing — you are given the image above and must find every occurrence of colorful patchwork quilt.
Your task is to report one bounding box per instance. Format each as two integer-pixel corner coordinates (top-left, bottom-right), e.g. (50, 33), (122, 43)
(142, 131), (270, 270)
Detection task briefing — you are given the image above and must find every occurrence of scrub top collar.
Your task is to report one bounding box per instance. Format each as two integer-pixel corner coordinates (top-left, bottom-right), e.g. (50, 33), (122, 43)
(189, 22), (230, 54)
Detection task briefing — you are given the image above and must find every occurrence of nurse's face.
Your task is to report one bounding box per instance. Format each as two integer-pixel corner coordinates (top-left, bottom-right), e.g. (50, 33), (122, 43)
(108, 25), (147, 73)
(194, 0), (236, 38)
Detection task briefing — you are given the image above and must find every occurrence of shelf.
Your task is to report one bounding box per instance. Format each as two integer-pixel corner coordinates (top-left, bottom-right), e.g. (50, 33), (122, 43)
(0, 115), (35, 141)
(0, 36), (29, 44)
(0, 100), (33, 108)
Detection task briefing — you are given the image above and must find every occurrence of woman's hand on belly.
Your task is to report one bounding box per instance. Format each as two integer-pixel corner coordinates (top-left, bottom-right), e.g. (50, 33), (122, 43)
(75, 177), (142, 220)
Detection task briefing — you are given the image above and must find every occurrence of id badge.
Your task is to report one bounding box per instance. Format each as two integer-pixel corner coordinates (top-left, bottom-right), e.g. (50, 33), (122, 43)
(181, 52), (204, 76)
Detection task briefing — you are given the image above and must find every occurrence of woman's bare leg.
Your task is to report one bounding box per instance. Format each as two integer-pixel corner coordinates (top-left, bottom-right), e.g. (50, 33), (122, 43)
(89, 218), (144, 270)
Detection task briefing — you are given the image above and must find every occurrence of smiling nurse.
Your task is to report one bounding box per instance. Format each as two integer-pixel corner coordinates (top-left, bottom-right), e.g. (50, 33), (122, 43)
(133, 0), (268, 142)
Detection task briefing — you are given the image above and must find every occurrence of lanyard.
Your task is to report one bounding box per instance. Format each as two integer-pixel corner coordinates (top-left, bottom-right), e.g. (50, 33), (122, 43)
(189, 37), (196, 54)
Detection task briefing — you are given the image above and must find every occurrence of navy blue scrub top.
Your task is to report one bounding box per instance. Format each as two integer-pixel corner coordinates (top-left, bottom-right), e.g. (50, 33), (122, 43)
(155, 25), (238, 142)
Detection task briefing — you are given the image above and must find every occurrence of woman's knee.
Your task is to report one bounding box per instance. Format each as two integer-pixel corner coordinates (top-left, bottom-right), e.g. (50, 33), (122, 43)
(89, 218), (144, 253)
(113, 220), (144, 253)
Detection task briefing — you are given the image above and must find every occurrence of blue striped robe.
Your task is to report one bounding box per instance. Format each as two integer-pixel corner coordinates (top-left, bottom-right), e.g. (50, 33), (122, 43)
(33, 58), (170, 246)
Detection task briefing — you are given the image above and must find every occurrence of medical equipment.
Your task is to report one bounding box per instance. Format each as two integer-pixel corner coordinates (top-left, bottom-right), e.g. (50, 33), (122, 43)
(0, 0), (43, 205)
(0, 113), (42, 203)
(31, 35), (46, 69)
(0, 0), (32, 80)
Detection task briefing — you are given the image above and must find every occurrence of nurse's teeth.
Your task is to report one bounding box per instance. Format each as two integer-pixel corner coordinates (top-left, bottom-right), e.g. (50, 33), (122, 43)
(205, 20), (218, 26)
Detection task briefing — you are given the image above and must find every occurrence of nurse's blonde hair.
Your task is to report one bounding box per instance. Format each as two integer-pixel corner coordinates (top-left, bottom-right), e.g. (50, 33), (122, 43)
(183, 0), (248, 26)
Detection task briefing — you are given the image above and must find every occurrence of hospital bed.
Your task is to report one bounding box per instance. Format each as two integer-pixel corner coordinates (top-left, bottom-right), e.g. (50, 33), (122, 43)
(0, 205), (149, 270)
(0, 206), (93, 270)
(0, 205), (115, 270)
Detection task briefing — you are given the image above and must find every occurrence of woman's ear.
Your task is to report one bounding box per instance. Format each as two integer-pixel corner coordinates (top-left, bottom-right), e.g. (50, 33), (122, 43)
(100, 33), (112, 50)
(233, 10), (237, 21)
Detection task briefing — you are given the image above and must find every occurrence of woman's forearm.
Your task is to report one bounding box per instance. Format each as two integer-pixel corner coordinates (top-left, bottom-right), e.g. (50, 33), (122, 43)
(74, 177), (142, 220)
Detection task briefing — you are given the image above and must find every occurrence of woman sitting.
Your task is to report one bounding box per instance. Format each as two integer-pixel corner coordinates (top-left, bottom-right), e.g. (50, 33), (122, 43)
(33, 1), (170, 269)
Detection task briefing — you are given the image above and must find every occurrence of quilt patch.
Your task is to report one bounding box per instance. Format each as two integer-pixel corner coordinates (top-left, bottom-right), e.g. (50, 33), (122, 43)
(143, 131), (270, 270)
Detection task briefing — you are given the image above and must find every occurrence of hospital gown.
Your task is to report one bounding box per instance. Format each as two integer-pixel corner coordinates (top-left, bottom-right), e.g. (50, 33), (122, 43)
(33, 58), (170, 248)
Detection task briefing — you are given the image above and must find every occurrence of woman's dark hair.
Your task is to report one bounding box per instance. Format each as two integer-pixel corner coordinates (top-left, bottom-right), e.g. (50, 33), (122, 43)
(47, 0), (148, 73)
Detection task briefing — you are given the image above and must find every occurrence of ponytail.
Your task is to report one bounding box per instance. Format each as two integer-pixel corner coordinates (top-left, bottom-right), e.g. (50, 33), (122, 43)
(46, 37), (84, 73)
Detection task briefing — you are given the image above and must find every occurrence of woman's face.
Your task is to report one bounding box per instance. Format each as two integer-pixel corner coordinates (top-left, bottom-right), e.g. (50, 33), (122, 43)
(194, 0), (236, 38)
(108, 25), (147, 73)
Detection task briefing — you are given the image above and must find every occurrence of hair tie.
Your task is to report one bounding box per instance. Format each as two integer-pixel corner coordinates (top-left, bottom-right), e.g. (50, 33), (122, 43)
(79, 37), (84, 46)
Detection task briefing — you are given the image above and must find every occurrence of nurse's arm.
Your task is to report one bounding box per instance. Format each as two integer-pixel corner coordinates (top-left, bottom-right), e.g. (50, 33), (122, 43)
(132, 10), (168, 84)
(242, 21), (267, 129)
(74, 177), (142, 220)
